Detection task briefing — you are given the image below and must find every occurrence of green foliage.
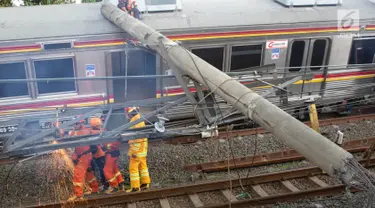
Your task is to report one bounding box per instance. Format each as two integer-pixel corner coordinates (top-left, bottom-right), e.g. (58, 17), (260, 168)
(0, 0), (100, 7)
(0, 0), (13, 7)
(22, 0), (75, 6)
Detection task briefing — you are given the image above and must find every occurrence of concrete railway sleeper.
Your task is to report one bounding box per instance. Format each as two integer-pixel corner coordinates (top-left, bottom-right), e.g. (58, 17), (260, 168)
(26, 158), (375, 208)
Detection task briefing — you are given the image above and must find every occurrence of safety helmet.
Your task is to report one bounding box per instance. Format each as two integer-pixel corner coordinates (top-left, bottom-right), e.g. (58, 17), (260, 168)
(90, 117), (102, 127)
(125, 107), (139, 114)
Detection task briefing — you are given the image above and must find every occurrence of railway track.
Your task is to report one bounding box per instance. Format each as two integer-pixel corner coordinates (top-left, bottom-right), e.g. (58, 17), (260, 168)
(184, 136), (375, 173)
(2, 113), (375, 166)
(26, 158), (375, 208)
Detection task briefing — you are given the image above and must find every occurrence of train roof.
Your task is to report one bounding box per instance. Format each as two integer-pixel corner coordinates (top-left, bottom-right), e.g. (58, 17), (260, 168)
(1, 0), (375, 41)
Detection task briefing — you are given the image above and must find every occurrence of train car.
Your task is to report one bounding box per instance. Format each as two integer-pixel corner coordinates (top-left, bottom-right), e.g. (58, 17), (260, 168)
(0, 0), (375, 133)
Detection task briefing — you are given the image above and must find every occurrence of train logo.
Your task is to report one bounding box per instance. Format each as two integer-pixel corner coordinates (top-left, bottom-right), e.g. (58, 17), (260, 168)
(337, 9), (359, 31)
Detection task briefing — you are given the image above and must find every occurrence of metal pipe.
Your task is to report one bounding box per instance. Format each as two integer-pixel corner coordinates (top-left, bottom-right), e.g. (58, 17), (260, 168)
(100, 3), (355, 181)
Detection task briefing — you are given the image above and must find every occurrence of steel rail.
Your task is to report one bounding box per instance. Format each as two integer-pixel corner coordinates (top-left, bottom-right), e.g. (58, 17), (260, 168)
(24, 158), (375, 208)
(184, 136), (375, 172)
(2, 113), (375, 165)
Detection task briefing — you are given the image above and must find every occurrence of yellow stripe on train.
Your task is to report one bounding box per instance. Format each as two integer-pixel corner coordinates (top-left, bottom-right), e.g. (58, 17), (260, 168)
(2, 73), (374, 115)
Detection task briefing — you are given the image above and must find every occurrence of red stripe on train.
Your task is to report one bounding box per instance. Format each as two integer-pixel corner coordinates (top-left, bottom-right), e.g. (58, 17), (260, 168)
(167, 26), (346, 39)
(314, 70), (375, 79)
(156, 71), (375, 95)
(0, 44), (41, 52)
(74, 39), (126, 46)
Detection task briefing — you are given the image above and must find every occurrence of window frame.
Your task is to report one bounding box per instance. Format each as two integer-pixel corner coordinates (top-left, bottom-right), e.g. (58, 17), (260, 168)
(306, 38), (330, 71)
(0, 60), (32, 101)
(31, 55), (78, 97)
(347, 36), (375, 67)
(190, 45), (227, 72)
(228, 43), (264, 72)
(286, 37), (331, 73)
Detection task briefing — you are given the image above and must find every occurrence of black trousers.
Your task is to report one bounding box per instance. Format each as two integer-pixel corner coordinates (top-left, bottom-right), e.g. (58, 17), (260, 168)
(91, 156), (108, 188)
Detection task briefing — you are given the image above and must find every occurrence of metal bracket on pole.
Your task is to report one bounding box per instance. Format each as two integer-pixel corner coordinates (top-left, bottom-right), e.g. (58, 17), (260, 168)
(261, 76), (302, 97)
(157, 41), (208, 125)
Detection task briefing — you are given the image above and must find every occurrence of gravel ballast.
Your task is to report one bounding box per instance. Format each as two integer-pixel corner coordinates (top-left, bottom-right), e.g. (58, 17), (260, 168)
(1, 119), (375, 207)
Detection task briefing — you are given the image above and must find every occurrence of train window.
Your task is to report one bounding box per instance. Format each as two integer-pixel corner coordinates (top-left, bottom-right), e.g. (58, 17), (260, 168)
(289, 41), (305, 72)
(147, 0), (176, 4)
(310, 39), (328, 71)
(349, 38), (375, 65)
(192, 47), (224, 71)
(0, 62), (28, 98)
(230, 45), (262, 71)
(34, 58), (76, 94)
(44, 43), (72, 50)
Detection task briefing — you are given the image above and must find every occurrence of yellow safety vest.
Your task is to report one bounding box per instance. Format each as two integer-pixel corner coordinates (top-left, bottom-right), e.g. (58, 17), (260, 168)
(128, 113), (148, 158)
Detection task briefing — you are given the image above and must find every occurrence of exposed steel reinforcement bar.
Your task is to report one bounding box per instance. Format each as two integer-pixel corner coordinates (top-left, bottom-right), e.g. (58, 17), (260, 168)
(26, 158), (375, 208)
(184, 137), (375, 172)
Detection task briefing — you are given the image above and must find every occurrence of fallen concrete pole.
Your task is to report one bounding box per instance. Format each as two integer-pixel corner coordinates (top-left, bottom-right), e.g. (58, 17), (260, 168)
(100, 3), (360, 183)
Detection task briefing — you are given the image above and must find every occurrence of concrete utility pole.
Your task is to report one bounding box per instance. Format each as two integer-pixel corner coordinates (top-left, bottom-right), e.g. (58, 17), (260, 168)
(100, 3), (355, 182)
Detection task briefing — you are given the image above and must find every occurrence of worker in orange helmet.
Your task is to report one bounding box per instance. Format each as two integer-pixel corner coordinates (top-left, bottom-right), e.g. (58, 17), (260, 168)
(89, 117), (109, 192)
(125, 107), (151, 193)
(103, 129), (125, 194)
(52, 120), (65, 138)
(68, 120), (99, 201)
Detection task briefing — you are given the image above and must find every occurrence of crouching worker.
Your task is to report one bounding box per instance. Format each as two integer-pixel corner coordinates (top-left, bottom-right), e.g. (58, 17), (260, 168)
(89, 117), (109, 192)
(125, 107), (151, 193)
(103, 140), (125, 194)
(68, 120), (99, 201)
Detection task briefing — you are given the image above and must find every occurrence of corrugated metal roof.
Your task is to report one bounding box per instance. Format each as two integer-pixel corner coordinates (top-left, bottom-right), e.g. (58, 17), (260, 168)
(0, 0), (374, 41)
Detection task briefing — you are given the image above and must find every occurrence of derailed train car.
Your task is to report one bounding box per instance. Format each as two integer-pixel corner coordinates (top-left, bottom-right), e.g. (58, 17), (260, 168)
(0, 0), (375, 135)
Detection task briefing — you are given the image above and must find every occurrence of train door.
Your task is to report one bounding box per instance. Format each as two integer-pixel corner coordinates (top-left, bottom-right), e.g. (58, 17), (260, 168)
(111, 48), (156, 102)
(286, 38), (330, 100)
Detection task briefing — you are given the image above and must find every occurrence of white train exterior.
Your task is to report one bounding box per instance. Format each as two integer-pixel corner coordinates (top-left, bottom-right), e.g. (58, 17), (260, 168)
(0, 0), (375, 133)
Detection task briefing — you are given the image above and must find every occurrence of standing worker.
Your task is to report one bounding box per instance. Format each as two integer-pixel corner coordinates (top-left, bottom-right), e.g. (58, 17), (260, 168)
(125, 107), (151, 193)
(130, 1), (140, 19)
(103, 138), (125, 194)
(68, 120), (99, 201)
(89, 117), (109, 193)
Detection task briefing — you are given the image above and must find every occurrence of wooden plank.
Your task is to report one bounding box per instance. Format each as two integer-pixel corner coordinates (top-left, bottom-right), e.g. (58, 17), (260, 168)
(221, 189), (238, 202)
(309, 176), (329, 188)
(281, 180), (300, 192)
(127, 203), (136, 208)
(251, 185), (269, 197)
(159, 198), (171, 208)
(188, 194), (204, 208)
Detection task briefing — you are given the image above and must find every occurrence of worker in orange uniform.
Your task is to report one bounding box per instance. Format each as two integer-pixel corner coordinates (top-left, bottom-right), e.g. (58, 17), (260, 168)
(89, 117), (109, 192)
(103, 137), (125, 194)
(125, 107), (151, 193)
(68, 120), (99, 201)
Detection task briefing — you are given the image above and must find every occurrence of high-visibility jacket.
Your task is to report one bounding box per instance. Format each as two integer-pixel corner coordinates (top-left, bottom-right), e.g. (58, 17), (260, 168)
(128, 113), (148, 158)
(70, 127), (91, 161)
